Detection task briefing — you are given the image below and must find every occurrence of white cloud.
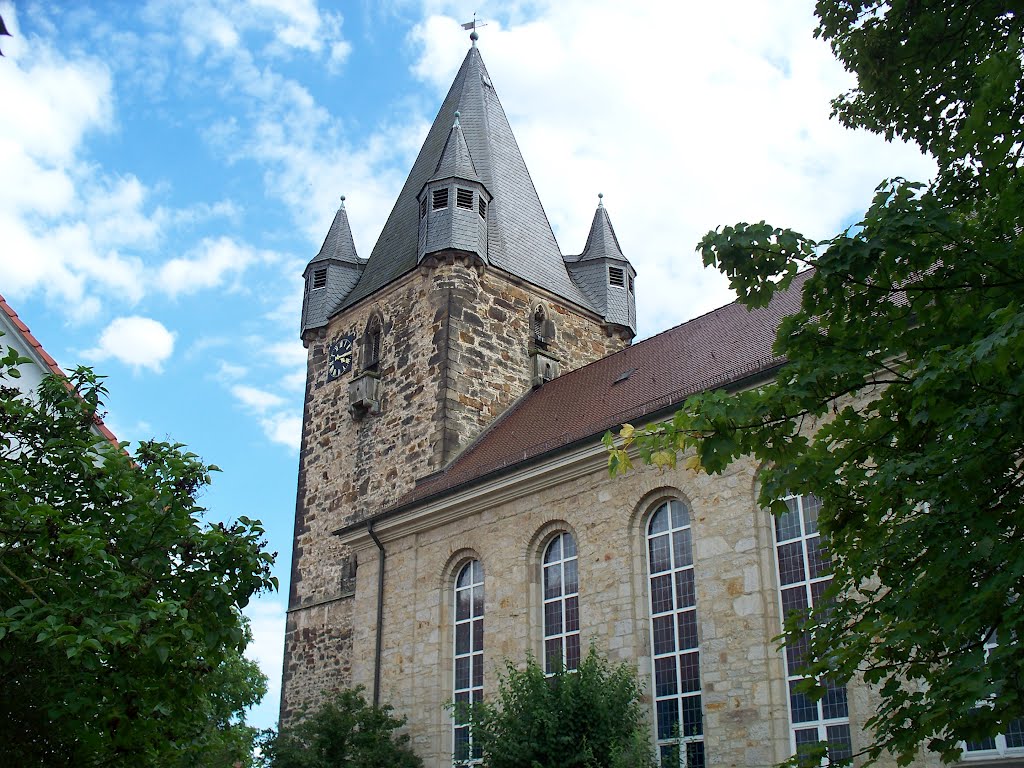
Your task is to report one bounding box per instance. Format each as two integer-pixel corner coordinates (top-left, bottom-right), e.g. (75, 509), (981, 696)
(260, 412), (302, 450)
(84, 316), (176, 373)
(0, 35), (112, 166)
(231, 384), (287, 414)
(157, 236), (278, 299)
(216, 361), (249, 381)
(243, 594), (287, 729)
(228, 381), (302, 450)
(266, 340), (307, 368)
(0, 11), (199, 318)
(328, 39), (352, 70)
(406, 0), (937, 337)
(149, 0), (351, 61)
(249, 0), (325, 52)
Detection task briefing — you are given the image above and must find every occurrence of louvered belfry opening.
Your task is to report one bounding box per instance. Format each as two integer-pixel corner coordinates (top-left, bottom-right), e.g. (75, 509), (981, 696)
(457, 188), (474, 209)
(312, 268), (328, 290)
(609, 266), (625, 287)
(433, 188), (449, 210)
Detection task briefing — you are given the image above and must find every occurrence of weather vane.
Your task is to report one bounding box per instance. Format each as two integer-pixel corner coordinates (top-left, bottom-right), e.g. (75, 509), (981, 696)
(461, 12), (488, 45)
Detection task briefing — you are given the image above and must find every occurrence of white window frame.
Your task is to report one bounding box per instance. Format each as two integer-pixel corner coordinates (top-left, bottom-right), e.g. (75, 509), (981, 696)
(542, 532), (580, 674)
(452, 560), (484, 766)
(772, 493), (853, 765)
(646, 498), (705, 768)
(961, 632), (1024, 760)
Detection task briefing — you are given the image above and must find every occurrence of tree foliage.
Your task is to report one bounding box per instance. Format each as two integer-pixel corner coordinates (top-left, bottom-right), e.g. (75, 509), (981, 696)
(467, 648), (657, 768)
(608, 1), (1023, 764)
(258, 686), (422, 768)
(0, 348), (277, 766)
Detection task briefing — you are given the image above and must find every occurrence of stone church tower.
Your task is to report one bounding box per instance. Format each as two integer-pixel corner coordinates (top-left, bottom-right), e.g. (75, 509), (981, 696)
(282, 37), (637, 718)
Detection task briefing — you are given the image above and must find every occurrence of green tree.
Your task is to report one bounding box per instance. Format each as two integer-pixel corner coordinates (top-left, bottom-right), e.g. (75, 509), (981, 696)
(468, 648), (656, 768)
(0, 348), (277, 766)
(166, 621), (268, 768)
(607, 1), (1022, 765)
(258, 686), (422, 768)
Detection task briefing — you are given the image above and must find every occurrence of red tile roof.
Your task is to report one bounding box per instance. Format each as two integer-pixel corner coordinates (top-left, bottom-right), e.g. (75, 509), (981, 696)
(394, 270), (810, 511)
(0, 293), (120, 447)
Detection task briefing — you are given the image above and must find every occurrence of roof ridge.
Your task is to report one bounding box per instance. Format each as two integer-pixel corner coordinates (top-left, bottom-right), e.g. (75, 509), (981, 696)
(0, 293), (120, 448)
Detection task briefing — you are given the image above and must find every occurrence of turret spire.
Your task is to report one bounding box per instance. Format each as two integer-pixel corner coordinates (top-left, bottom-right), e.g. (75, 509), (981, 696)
(563, 196), (636, 337)
(300, 194), (365, 337)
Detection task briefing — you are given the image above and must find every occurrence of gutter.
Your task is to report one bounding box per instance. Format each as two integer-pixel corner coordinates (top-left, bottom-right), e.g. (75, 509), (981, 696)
(367, 520), (386, 709)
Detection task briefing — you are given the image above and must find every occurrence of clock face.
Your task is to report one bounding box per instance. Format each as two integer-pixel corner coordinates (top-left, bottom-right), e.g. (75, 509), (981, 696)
(327, 334), (355, 381)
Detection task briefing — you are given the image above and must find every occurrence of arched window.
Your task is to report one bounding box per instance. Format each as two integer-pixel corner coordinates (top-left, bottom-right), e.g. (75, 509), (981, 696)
(453, 560), (484, 765)
(542, 532), (579, 673)
(362, 315), (382, 372)
(646, 499), (704, 768)
(773, 494), (852, 763)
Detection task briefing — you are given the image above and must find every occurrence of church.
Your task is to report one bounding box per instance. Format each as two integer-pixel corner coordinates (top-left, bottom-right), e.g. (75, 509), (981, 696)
(278, 35), (993, 768)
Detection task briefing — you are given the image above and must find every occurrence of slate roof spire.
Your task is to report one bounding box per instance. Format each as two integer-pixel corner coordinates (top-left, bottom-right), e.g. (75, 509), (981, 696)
(429, 110), (482, 184)
(300, 195), (366, 336)
(564, 194), (636, 336)
(332, 42), (594, 313)
(312, 195), (362, 266)
(417, 109), (491, 266)
(577, 192), (628, 264)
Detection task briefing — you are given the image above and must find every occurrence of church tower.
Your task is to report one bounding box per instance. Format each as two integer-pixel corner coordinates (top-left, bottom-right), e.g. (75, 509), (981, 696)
(281, 36), (637, 720)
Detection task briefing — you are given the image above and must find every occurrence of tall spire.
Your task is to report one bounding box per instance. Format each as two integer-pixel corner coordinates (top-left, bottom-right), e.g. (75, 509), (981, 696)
(335, 43), (593, 313)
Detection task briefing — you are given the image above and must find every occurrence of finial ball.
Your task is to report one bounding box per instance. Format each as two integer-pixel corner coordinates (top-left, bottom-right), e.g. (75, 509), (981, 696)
(455, 110), (460, 118)
(470, 30), (479, 41)
(340, 194), (346, 202)
(598, 192), (604, 199)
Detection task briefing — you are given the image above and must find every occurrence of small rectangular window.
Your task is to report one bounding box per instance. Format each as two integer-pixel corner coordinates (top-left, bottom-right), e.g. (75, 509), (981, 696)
(456, 188), (474, 209)
(312, 268), (328, 290)
(420, 197), (427, 218)
(432, 188), (449, 210)
(609, 266), (625, 287)
(478, 197), (487, 219)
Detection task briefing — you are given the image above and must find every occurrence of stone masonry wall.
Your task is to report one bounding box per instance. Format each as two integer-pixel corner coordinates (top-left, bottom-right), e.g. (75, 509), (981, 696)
(281, 259), (625, 719)
(343, 450), (939, 768)
(437, 260), (628, 464)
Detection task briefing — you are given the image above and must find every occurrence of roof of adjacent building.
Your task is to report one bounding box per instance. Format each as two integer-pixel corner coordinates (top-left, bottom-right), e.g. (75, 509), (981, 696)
(0, 293), (120, 446)
(335, 44), (593, 313)
(391, 270), (811, 511)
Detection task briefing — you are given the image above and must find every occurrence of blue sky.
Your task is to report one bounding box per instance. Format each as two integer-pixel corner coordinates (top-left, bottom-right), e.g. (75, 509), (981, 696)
(0, 0), (934, 731)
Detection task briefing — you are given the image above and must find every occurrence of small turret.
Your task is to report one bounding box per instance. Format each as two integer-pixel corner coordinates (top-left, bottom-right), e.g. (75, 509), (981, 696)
(417, 112), (491, 268)
(301, 196), (365, 340)
(565, 194), (636, 337)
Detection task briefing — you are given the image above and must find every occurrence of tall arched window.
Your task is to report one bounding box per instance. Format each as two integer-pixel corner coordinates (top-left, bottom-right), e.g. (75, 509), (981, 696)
(362, 314), (382, 372)
(453, 560), (484, 765)
(543, 532), (579, 673)
(646, 499), (704, 768)
(773, 494), (852, 764)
